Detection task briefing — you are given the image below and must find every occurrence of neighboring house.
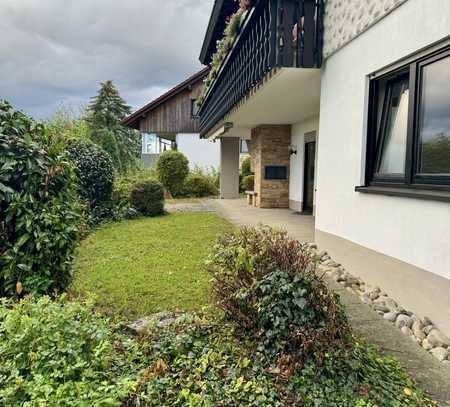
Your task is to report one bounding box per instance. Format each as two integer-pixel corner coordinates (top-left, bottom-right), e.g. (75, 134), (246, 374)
(123, 68), (220, 170)
(197, 0), (450, 336)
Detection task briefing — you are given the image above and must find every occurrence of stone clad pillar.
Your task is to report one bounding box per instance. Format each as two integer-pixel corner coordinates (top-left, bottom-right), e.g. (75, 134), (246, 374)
(251, 126), (291, 208)
(220, 137), (240, 199)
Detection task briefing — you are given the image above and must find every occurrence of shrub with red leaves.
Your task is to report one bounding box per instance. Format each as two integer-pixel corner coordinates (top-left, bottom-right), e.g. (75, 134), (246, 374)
(206, 226), (351, 369)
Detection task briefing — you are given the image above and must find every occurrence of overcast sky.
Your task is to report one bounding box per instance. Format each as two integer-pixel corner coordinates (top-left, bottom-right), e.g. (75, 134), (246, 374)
(0, 0), (213, 119)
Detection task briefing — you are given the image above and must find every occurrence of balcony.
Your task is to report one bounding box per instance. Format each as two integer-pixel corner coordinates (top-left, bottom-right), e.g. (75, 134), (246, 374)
(198, 0), (324, 137)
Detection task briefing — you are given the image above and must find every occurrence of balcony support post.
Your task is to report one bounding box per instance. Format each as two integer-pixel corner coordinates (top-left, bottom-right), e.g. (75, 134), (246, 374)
(220, 137), (241, 199)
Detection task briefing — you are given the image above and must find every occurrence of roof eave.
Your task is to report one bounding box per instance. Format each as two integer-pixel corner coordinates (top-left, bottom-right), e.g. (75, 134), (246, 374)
(122, 67), (209, 129)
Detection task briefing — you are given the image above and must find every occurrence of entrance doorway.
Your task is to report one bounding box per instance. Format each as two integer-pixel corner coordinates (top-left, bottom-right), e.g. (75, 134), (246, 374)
(303, 141), (316, 213)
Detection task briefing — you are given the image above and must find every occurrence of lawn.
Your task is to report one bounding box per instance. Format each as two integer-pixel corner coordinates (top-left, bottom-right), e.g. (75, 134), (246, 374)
(73, 212), (231, 319)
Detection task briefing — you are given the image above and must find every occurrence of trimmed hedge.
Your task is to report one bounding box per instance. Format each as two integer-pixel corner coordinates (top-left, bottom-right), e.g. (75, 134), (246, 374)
(112, 169), (156, 209)
(0, 101), (80, 297)
(130, 179), (164, 216)
(156, 150), (189, 195)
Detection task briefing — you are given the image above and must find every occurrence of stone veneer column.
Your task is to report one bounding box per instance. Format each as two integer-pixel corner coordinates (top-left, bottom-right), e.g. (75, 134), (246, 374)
(220, 137), (240, 199)
(251, 125), (291, 208)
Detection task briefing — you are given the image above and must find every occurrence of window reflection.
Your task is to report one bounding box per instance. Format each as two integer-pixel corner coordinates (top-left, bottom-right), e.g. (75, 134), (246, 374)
(377, 77), (409, 175)
(417, 56), (450, 175)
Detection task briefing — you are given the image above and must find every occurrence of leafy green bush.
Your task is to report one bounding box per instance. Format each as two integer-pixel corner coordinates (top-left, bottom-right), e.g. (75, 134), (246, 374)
(241, 155), (252, 177)
(0, 296), (135, 406)
(241, 174), (255, 191)
(0, 101), (80, 297)
(130, 179), (164, 216)
(112, 168), (156, 209)
(156, 150), (189, 195)
(46, 105), (91, 143)
(177, 168), (218, 198)
(67, 139), (114, 223)
(212, 167), (220, 189)
(206, 226), (350, 365)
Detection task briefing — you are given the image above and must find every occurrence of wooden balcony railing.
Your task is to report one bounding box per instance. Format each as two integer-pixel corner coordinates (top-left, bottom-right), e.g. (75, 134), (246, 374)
(199, 0), (324, 137)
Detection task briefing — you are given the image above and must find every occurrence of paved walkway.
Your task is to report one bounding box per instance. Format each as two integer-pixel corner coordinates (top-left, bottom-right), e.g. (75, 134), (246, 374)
(211, 198), (450, 406)
(165, 200), (217, 213)
(213, 198), (315, 243)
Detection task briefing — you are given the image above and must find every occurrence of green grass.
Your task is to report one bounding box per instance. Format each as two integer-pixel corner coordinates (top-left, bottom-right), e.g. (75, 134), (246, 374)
(73, 213), (231, 319)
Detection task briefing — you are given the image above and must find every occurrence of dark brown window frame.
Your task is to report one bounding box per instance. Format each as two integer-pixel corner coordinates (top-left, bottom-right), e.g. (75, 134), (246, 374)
(359, 45), (450, 201)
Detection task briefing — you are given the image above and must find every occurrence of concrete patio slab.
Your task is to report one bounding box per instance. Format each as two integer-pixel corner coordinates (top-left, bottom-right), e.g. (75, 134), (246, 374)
(212, 198), (315, 243)
(165, 201), (217, 213)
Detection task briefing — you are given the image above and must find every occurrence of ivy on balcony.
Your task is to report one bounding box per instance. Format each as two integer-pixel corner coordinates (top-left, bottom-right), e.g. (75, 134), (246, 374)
(197, 0), (255, 107)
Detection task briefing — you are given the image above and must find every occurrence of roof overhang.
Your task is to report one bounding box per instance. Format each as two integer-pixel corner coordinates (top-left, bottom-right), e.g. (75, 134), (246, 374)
(122, 67), (209, 130)
(199, 0), (239, 65)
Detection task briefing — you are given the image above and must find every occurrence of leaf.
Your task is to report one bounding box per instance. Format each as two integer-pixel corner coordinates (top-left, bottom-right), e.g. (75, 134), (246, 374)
(294, 298), (307, 309)
(0, 182), (14, 194)
(15, 234), (30, 249)
(404, 388), (413, 396)
(16, 281), (23, 295)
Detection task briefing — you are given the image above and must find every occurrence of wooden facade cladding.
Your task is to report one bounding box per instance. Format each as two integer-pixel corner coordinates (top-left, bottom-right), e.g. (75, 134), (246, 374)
(123, 68), (208, 135)
(139, 80), (203, 134)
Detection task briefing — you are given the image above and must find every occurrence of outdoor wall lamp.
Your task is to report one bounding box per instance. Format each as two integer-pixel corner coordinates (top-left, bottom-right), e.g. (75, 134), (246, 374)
(289, 145), (298, 155)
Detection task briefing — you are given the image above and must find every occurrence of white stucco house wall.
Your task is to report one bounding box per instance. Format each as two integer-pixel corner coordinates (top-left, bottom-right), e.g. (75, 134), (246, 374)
(197, 0), (450, 336)
(141, 132), (219, 170)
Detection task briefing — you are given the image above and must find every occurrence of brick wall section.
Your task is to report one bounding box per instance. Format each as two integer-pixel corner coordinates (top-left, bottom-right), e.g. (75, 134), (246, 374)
(251, 126), (291, 208)
(323, 0), (409, 58)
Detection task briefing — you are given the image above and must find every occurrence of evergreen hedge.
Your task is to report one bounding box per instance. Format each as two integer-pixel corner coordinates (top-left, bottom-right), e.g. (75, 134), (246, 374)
(156, 150), (189, 195)
(67, 139), (114, 223)
(0, 101), (80, 297)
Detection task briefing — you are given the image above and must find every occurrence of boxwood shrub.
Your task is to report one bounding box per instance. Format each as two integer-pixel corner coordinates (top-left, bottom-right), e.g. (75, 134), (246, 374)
(0, 101), (80, 297)
(130, 179), (165, 216)
(156, 150), (189, 195)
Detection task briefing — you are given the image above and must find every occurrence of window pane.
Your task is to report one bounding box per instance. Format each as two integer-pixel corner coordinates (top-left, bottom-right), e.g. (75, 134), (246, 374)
(142, 133), (157, 154)
(191, 99), (200, 117)
(377, 77), (409, 175)
(417, 56), (450, 175)
(240, 140), (248, 154)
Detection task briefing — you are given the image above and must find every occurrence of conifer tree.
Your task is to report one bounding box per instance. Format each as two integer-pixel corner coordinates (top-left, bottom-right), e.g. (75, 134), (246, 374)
(87, 81), (140, 173)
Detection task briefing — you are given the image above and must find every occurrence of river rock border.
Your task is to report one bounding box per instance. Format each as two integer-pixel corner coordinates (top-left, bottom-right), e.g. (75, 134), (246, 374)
(307, 243), (450, 365)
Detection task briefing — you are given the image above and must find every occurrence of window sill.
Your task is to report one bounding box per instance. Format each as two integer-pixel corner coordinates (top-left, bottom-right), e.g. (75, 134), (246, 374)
(355, 186), (450, 203)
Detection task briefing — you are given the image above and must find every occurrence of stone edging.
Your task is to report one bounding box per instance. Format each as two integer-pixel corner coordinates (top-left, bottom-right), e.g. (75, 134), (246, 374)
(306, 243), (450, 365)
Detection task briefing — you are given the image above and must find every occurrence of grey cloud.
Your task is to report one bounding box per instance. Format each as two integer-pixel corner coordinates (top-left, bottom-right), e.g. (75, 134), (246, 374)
(0, 0), (213, 119)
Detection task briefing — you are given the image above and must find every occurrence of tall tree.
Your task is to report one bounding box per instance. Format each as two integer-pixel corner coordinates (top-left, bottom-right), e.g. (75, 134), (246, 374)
(87, 81), (140, 173)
